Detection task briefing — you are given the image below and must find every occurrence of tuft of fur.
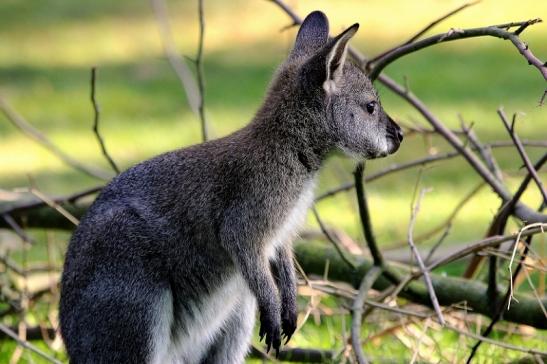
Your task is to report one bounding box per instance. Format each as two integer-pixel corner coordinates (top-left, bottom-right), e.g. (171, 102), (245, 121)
(59, 10), (402, 364)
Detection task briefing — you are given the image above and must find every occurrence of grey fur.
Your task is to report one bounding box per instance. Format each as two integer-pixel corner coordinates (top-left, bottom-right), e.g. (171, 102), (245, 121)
(59, 10), (402, 364)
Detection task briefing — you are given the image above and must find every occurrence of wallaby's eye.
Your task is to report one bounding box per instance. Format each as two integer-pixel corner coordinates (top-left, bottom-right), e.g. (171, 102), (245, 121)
(366, 101), (376, 115)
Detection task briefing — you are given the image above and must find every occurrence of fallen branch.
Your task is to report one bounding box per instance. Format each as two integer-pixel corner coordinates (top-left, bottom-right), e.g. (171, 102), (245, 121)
(295, 241), (547, 329)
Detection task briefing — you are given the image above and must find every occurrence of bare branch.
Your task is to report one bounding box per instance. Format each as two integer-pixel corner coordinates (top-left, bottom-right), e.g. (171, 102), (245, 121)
(376, 74), (547, 225)
(354, 162), (384, 266)
(367, 19), (546, 80)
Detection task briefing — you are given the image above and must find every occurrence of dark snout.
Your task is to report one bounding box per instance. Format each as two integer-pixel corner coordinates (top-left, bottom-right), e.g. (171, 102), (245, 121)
(386, 115), (403, 154)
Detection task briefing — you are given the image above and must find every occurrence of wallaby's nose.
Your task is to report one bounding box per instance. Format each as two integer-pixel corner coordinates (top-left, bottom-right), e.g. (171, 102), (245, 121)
(396, 127), (404, 143)
(388, 115), (404, 143)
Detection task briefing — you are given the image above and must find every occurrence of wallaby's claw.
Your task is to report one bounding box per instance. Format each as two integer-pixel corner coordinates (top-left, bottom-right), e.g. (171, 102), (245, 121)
(259, 325), (266, 341)
(284, 333), (292, 345)
(281, 305), (297, 345)
(259, 311), (281, 355)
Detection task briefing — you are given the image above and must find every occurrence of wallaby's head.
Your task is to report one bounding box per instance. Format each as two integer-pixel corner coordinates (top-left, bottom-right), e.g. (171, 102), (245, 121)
(273, 11), (403, 159)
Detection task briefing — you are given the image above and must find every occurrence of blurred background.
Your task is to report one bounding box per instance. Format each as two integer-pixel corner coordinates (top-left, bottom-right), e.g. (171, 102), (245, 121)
(0, 0), (546, 362)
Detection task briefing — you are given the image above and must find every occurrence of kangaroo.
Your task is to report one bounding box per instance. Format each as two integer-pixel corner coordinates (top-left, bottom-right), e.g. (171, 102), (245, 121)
(59, 10), (402, 364)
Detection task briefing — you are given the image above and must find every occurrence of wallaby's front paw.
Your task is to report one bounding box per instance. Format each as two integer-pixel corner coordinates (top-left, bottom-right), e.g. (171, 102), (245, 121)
(281, 302), (297, 344)
(259, 312), (281, 356)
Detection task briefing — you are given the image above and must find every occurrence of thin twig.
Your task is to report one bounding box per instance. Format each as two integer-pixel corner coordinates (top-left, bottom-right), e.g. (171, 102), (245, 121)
(508, 223), (546, 309)
(408, 187), (445, 326)
(366, 1), (481, 67)
(0, 96), (111, 180)
(539, 89), (547, 106)
(311, 206), (357, 270)
(498, 109), (547, 205)
(314, 140), (545, 202)
(90, 67), (120, 174)
(427, 226), (545, 272)
(1, 213), (33, 244)
(351, 266), (382, 364)
(0, 324), (62, 364)
(196, 0), (209, 142)
(521, 262), (547, 319)
(460, 117), (503, 181)
(386, 181), (485, 250)
(449, 320), (547, 357)
(0, 186), (102, 216)
(25, 187), (79, 226)
(424, 224), (452, 264)
(150, 0), (203, 125)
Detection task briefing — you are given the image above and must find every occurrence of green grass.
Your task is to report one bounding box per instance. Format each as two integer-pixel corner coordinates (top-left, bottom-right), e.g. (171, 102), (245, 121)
(1, 0), (546, 362)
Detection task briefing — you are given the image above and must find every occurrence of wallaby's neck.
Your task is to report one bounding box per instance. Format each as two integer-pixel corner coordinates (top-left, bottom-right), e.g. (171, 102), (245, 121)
(248, 88), (333, 173)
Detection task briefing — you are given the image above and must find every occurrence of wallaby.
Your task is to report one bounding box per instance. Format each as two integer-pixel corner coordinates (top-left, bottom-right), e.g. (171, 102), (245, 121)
(59, 10), (402, 364)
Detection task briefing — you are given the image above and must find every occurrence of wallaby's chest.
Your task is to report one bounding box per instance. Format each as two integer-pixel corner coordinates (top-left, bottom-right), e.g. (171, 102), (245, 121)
(264, 179), (315, 259)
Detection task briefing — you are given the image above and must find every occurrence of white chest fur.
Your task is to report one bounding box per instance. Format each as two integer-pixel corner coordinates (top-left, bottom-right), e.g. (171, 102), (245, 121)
(265, 179), (315, 260)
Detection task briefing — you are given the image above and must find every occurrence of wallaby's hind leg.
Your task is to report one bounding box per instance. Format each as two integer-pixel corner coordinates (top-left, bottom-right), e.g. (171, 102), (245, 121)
(200, 292), (256, 364)
(61, 272), (166, 364)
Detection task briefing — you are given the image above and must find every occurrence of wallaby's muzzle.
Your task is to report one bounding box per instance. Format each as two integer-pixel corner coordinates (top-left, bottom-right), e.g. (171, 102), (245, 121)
(386, 115), (403, 154)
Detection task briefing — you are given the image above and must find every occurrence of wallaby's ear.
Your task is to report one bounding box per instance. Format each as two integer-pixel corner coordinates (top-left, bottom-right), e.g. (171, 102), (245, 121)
(322, 23), (359, 94)
(290, 11), (329, 59)
(300, 23), (359, 95)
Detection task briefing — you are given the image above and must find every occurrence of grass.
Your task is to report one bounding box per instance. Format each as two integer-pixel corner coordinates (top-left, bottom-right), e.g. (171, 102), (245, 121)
(0, 0), (546, 362)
